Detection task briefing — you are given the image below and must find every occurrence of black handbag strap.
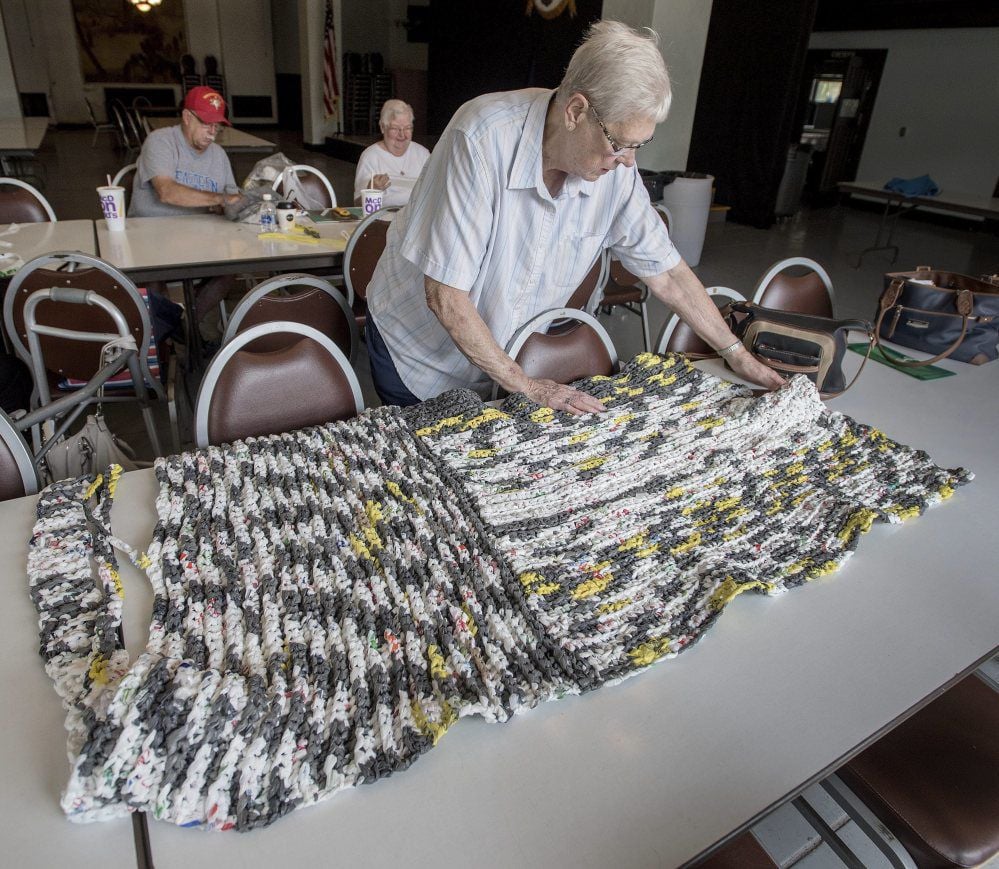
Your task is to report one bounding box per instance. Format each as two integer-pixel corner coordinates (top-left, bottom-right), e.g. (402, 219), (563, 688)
(874, 278), (971, 367)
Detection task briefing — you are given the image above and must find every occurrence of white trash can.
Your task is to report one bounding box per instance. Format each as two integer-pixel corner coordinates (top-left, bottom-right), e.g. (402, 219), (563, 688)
(659, 172), (714, 267)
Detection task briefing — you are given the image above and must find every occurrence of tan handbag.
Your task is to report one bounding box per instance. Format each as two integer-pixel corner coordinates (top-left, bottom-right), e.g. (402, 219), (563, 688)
(44, 413), (141, 482)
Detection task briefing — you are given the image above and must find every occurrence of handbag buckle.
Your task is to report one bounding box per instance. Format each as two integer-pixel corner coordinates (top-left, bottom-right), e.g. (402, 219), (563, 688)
(956, 288), (974, 316)
(881, 278), (904, 310)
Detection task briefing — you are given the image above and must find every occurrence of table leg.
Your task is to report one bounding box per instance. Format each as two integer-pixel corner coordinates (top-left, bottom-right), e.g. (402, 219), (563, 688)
(181, 278), (204, 370)
(852, 199), (914, 268)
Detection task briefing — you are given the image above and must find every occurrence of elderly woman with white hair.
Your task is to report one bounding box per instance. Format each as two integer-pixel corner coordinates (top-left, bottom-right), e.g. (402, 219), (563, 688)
(365, 21), (784, 409)
(353, 99), (431, 209)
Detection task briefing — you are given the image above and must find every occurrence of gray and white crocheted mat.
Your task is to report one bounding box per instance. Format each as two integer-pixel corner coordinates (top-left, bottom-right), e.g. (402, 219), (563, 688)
(27, 353), (971, 830)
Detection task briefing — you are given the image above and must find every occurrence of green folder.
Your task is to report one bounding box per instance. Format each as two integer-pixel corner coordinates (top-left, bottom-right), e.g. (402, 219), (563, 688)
(848, 342), (955, 380)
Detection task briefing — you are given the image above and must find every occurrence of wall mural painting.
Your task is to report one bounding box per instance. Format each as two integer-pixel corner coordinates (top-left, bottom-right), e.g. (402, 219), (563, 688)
(525, 0), (577, 19)
(71, 0), (188, 83)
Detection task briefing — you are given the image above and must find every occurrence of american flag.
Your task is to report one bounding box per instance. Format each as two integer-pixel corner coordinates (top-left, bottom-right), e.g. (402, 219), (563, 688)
(322, 0), (340, 118)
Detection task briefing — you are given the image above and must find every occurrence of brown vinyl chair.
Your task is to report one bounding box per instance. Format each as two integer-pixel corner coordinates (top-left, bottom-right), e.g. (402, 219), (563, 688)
(343, 206), (400, 331)
(193, 321), (364, 448)
(271, 164), (338, 209)
(814, 673), (999, 869)
(221, 273), (358, 362)
(0, 408), (39, 500)
(654, 287), (747, 357)
(4, 251), (175, 456)
(751, 257), (835, 317)
(491, 307), (618, 400)
(564, 250), (609, 312)
(0, 177), (56, 223)
(598, 203), (672, 352)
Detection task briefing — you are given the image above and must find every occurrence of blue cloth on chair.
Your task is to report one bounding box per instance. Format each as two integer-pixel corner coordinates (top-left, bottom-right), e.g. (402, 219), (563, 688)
(883, 175), (940, 197)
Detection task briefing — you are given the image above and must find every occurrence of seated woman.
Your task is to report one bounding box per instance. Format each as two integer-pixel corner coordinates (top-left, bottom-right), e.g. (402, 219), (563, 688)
(353, 99), (430, 209)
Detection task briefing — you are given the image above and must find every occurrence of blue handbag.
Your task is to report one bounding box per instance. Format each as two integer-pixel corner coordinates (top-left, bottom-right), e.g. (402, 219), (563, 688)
(876, 268), (999, 366)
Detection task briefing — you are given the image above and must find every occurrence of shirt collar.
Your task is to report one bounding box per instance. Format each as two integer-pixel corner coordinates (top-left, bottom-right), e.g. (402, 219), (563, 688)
(508, 90), (595, 199)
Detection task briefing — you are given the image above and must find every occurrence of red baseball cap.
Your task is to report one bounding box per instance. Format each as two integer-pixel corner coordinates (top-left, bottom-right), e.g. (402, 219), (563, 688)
(183, 86), (231, 126)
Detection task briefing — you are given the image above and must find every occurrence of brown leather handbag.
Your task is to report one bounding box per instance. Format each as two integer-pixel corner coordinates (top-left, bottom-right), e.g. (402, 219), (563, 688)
(876, 267), (999, 366)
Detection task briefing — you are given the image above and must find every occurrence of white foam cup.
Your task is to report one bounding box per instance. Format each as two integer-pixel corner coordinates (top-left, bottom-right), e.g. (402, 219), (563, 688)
(97, 185), (126, 232)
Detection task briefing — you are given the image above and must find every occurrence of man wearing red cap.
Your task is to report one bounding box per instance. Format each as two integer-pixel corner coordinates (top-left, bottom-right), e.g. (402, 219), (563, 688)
(130, 86), (245, 331)
(131, 86), (242, 217)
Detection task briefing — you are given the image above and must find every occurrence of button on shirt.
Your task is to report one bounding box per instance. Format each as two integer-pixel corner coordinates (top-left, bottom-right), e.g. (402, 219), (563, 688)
(366, 88), (681, 400)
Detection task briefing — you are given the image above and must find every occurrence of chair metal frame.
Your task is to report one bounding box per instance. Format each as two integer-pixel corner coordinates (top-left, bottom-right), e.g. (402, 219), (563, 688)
(0, 407), (40, 498)
(271, 165), (338, 209)
(4, 251), (176, 456)
(751, 256), (836, 312)
(654, 286), (747, 355)
(492, 307), (619, 400)
(194, 321), (364, 449)
(0, 177), (57, 222)
(222, 273), (359, 363)
(85, 97), (118, 148)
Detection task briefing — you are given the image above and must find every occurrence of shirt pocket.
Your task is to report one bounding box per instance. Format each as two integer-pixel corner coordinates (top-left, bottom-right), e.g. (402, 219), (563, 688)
(545, 232), (606, 298)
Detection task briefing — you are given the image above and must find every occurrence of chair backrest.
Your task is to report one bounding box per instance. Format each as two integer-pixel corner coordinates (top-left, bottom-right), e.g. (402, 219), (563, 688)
(0, 408), (38, 500)
(112, 163), (137, 208)
(343, 207), (399, 304)
(494, 308), (618, 400)
(222, 273), (358, 361)
(109, 101), (140, 151)
(3, 252), (158, 394)
(655, 287), (747, 356)
(272, 165), (337, 209)
(194, 322), (364, 448)
(564, 250), (609, 312)
(751, 257), (835, 318)
(0, 177), (56, 223)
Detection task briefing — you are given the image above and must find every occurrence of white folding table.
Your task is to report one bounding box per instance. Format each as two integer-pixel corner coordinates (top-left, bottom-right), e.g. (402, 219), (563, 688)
(2, 349), (997, 868)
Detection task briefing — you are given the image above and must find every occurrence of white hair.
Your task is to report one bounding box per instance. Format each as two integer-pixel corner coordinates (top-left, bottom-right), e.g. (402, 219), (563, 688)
(557, 20), (671, 125)
(379, 99), (415, 129)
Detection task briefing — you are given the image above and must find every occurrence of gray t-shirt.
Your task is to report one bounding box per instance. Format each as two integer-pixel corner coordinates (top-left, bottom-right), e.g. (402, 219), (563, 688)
(128, 125), (236, 217)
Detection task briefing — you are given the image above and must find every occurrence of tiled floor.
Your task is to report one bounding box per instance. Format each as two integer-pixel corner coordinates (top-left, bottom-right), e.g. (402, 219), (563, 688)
(20, 125), (999, 868)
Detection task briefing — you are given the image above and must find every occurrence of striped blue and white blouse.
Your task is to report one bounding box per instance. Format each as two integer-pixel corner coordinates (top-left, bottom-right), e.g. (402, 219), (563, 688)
(366, 88), (680, 400)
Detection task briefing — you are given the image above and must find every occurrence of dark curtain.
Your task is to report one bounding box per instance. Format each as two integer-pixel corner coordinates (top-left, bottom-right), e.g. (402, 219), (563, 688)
(687, 0), (818, 228)
(427, 0), (602, 136)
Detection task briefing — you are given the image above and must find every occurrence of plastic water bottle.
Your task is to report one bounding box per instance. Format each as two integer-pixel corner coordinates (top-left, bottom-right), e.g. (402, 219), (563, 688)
(258, 193), (276, 233)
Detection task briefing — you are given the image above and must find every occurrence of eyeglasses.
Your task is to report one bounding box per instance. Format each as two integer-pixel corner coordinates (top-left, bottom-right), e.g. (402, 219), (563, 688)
(186, 110), (221, 134)
(589, 105), (654, 155)
(386, 125), (413, 134)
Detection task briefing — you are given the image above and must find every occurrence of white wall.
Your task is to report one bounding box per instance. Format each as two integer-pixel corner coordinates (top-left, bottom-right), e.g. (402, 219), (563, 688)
(603, 0), (713, 172)
(809, 27), (999, 196)
(219, 0), (277, 121)
(299, 0), (342, 145)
